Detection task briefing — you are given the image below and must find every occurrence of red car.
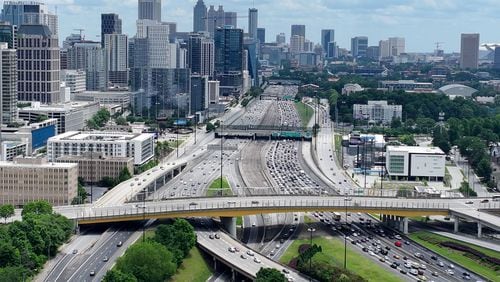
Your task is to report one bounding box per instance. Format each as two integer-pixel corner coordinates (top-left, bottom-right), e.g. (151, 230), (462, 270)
(394, 241), (402, 247)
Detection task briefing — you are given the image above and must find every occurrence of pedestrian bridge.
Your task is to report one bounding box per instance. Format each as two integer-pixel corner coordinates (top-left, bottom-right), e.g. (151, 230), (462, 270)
(58, 196), (500, 233)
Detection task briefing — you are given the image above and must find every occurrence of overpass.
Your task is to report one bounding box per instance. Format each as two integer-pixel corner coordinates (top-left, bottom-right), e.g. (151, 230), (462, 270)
(57, 196), (500, 237)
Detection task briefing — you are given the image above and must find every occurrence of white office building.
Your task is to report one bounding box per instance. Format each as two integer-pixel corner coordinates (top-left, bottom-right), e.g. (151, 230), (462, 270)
(61, 70), (86, 94)
(208, 80), (220, 104)
(379, 80), (434, 92)
(353, 101), (402, 124)
(47, 131), (154, 165)
(386, 146), (445, 181)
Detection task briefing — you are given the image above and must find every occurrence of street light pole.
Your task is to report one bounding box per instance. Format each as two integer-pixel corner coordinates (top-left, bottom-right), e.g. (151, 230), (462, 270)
(344, 196), (351, 269)
(220, 121), (224, 196)
(307, 227), (315, 279)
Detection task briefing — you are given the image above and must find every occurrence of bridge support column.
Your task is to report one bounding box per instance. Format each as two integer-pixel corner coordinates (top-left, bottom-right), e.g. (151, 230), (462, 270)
(477, 222), (482, 238)
(213, 257), (217, 271)
(231, 268), (236, 282)
(221, 217), (237, 237)
(402, 217), (409, 234)
(453, 216), (460, 233)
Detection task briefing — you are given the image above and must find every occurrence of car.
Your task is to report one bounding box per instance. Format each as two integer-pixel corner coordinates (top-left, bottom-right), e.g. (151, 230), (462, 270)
(103, 256), (109, 262)
(449, 263), (455, 269)
(405, 241), (410, 245)
(72, 249), (78, 254)
(437, 261), (444, 267)
(240, 254), (247, 259)
(431, 272), (439, 277)
(117, 241), (123, 247)
(189, 202), (198, 206)
(228, 247), (236, 253)
(390, 263), (398, 269)
(462, 272), (470, 277)
(480, 199), (489, 203)
(445, 269), (454, 275)
(282, 268), (290, 274)
(253, 257), (261, 263)
(90, 271), (96, 276)
(246, 250), (255, 256)
(431, 255), (437, 260)
(393, 255), (400, 259)
(214, 233), (220, 239)
(465, 201), (474, 204)
(404, 263), (412, 269)
(400, 269), (407, 275)
(379, 258), (385, 262)
(410, 269), (418, 276)
(369, 251), (376, 256)
(209, 234), (215, 239)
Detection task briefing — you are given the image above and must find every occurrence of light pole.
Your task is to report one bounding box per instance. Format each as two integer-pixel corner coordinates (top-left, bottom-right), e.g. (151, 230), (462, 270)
(307, 227), (316, 279)
(344, 196), (352, 269)
(142, 189), (146, 242)
(220, 121), (224, 196)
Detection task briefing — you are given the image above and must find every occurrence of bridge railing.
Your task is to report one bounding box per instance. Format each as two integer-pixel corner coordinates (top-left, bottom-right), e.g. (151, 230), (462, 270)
(77, 197), (459, 222)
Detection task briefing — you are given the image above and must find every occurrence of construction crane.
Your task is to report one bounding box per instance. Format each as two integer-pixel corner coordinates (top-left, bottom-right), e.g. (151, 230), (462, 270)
(74, 28), (85, 40)
(434, 42), (444, 56)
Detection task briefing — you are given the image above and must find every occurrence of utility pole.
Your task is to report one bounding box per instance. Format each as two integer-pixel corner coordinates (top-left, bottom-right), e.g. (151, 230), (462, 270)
(220, 121), (224, 196)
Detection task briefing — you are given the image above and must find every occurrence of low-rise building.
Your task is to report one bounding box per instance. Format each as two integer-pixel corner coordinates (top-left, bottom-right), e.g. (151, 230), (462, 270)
(0, 141), (28, 161)
(0, 118), (58, 155)
(18, 101), (100, 134)
(386, 146), (445, 181)
(61, 69), (86, 94)
(56, 152), (134, 184)
(379, 80), (433, 92)
(0, 157), (78, 207)
(342, 83), (364, 95)
(353, 101), (402, 124)
(72, 90), (137, 111)
(47, 131), (154, 165)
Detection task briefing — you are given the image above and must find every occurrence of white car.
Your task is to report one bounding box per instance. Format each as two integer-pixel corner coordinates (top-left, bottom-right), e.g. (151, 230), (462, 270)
(253, 257), (261, 263)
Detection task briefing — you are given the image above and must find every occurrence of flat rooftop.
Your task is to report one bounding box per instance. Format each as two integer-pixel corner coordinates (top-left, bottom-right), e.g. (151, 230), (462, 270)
(49, 131), (153, 142)
(386, 146), (445, 155)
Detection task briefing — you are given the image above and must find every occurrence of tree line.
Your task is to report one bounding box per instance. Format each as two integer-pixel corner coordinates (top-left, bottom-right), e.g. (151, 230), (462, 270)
(0, 201), (73, 281)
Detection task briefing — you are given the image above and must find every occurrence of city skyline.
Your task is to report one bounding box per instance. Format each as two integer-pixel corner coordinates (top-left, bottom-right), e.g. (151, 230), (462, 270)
(21, 0), (500, 52)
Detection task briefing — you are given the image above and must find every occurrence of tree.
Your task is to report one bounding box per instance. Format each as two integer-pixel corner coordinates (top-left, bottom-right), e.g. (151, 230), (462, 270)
(115, 116), (128, 126)
(0, 205), (15, 223)
(0, 266), (29, 281)
(115, 241), (176, 282)
(206, 122), (215, 132)
(103, 269), (137, 282)
(153, 219), (196, 265)
(256, 268), (286, 282)
(0, 242), (20, 267)
(117, 167), (132, 183)
(21, 201), (52, 217)
(476, 158), (492, 181)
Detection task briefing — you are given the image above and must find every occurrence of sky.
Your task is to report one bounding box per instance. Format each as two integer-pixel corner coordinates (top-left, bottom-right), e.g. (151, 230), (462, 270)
(24, 0), (500, 52)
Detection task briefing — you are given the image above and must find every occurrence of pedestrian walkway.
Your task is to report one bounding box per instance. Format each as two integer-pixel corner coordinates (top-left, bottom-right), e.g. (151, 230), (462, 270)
(431, 231), (500, 252)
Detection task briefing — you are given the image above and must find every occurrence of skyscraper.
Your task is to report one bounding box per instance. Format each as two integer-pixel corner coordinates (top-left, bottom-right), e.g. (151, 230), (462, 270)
(104, 34), (128, 87)
(138, 0), (161, 21)
(17, 25), (60, 104)
(460, 33), (480, 70)
(193, 0), (207, 32)
(321, 29), (335, 55)
(379, 40), (390, 58)
(1, 1), (58, 36)
(291, 25), (305, 38)
(351, 36), (368, 57)
(224, 12), (237, 27)
(214, 26), (243, 95)
(248, 8), (258, 40)
(188, 33), (214, 77)
(257, 28), (265, 44)
(0, 43), (17, 124)
(388, 37), (405, 56)
(101, 13), (122, 47)
(0, 22), (17, 49)
(276, 33), (285, 45)
(67, 42), (106, 91)
(290, 35), (304, 54)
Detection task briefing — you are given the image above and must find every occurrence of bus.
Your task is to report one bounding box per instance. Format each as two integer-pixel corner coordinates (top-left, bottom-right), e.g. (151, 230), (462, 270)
(333, 212), (342, 221)
(492, 195), (500, 202)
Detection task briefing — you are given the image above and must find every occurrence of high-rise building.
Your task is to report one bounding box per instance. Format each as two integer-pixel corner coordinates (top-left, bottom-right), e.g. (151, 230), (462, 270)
(104, 34), (128, 87)
(17, 25), (60, 104)
(0, 43), (17, 124)
(188, 33), (214, 77)
(351, 36), (368, 57)
(276, 33), (285, 45)
(321, 29), (335, 55)
(224, 12), (237, 28)
(494, 47), (500, 70)
(0, 22), (17, 49)
(138, 0), (161, 21)
(207, 5), (225, 37)
(1, 1), (58, 36)
(193, 0), (207, 32)
(248, 8), (258, 40)
(67, 42), (106, 91)
(366, 46), (380, 59)
(327, 42), (338, 58)
(291, 25), (305, 38)
(290, 35), (304, 55)
(101, 13), (122, 47)
(460, 33), (480, 70)
(389, 37), (405, 56)
(214, 26), (243, 95)
(257, 28), (265, 44)
(190, 74), (208, 112)
(379, 40), (390, 58)
(244, 38), (259, 86)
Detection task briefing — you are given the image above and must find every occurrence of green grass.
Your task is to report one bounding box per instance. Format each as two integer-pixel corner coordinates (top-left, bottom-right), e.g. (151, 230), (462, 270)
(236, 216), (243, 226)
(280, 237), (402, 282)
(334, 134), (343, 164)
(409, 231), (499, 281)
(303, 216), (315, 224)
(167, 139), (184, 148)
(209, 177), (230, 189)
(171, 247), (213, 282)
(206, 188), (233, 197)
(295, 102), (314, 127)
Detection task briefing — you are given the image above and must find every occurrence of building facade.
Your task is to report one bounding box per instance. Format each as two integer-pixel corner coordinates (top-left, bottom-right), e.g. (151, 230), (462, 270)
(56, 152), (134, 184)
(1, 1), (58, 35)
(17, 24), (60, 104)
(0, 157), (78, 207)
(193, 0), (207, 33)
(101, 13), (122, 47)
(0, 43), (17, 124)
(214, 26), (243, 95)
(353, 101), (402, 124)
(61, 70), (86, 94)
(67, 42), (106, 91)
(104, 33), (128, 87)
(460, 33), (480, 70)
(47, 131), (154, 166)
(248, 8), (258, 40)
(138, 0), (161, 21)
(386, 146), (445, 181)
(351, 36), (368, 57)
(321, 29), (335, 56)
(188, 33), (214, 77)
